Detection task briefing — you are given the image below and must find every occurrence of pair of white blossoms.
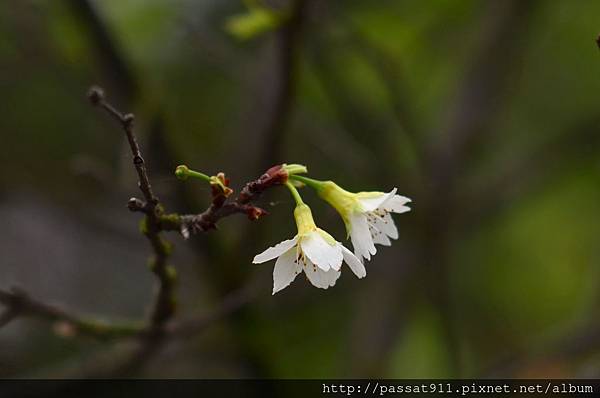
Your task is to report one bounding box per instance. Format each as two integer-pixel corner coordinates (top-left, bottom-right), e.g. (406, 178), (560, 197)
(253, 175), (411, 294)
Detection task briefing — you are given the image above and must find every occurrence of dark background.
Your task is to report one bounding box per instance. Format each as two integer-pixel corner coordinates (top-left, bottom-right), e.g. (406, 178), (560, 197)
(1, 0), (599, 378)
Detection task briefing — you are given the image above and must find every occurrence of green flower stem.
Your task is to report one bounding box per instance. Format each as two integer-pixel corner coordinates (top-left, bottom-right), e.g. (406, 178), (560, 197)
(289, 175), (326, 191)
(285, 181), (305, 205)
(175, 165), (210, 182)
(187, 170), (210, 181)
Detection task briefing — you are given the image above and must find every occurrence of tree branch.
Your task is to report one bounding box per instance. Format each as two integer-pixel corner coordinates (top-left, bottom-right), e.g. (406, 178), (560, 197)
(0, 287), (142, 340)
(458, 116), (600, 230)
(0, 283), (256, 343)
(0, 87), (286, 377)
(259, 0), (307, 170)
(66, 0), (138, 99)
(88, 86), (175, 338)
(168, 280), (258, 339)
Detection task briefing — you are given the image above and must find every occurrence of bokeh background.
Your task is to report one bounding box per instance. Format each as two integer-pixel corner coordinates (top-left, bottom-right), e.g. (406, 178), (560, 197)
(1, 0), (600, 379)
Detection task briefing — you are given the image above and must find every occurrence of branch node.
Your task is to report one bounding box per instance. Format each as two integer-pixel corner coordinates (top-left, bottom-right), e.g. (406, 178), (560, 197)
(127, 197), (147, 212)
(123, 113), (135, 127)
(133, 155), (144, 165)
(87, 85), (105, 105)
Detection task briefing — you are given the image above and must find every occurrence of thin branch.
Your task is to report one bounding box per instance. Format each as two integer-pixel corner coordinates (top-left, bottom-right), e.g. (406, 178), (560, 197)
(177, 164), (289, 235)
(259, 0), (307, 170)
(88, 86), (175, 336)
(70, 285), (257, 378)
(458, 116), (600, 230)
(426, 0), (539, 178)
(407, 0), (539, 377)
(330, 21), (424, 185)
(100, 283), (260, 377)
(124, 163), (288, 237)
(168, 280), (259, 339)
(307, 34), (399, 185)
(0, 283), (255, 343)
(0, 287), (142, 340)
(66, 0), (138, 99)
(88, 87), (156, 204)
(342, 22), (421, 148)
(0, 87), (283, 350)
(300, 1), (539, 378)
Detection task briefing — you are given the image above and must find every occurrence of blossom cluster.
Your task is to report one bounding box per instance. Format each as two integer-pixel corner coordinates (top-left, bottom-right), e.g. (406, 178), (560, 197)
(177, 164), (411, 294)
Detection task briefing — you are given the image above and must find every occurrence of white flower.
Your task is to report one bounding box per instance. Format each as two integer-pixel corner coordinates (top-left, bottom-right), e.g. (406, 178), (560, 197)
(253, 204), (366, 294)
(317, 182), (411, 262)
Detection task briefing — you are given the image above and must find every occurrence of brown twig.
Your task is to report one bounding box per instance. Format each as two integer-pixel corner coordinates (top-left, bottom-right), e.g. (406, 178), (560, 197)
(0, 283), (255, 342)
(84, 87), (288, 376)
(72, 283), (257, 378)
(176, 164), (289, 235)
(0, 287), (142, 340)
(122, 163), (287, 237)
(0, 86), (288, 378)
(88, 86), (176, 338)
(66, 0), (138, 99)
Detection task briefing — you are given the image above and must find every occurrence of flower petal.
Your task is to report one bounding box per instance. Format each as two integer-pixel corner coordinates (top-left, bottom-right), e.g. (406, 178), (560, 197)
(330, 244), (345, 271)
(253, 236), (298, 264)
(326, 268), (341, 286)
(353, 249), (365, 264)
(303, 259), (334, 289)
(300, 232), (342, 271)
(383, 194), (411, 214)
(341, 246), (366, 278)
(372, 212), (398, 240)
(358, 188), (397, 212)
(321, 266), (342, 287)
(272, 248), (302, 294)
(350, 213), (376, 261)
(371, 225), (392, 246)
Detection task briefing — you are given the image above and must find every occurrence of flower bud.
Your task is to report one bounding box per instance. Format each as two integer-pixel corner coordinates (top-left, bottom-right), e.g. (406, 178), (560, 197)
(175, 165), (190, 180)
(282, 163), (308, 176)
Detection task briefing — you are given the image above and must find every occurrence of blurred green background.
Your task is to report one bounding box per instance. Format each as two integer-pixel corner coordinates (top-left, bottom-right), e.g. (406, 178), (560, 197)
(1, 0), (600, 379)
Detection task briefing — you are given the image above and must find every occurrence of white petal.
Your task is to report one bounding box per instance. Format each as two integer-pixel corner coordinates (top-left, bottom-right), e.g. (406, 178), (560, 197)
(300, 232), (341, 271)
(353, 248), (365, 264)
(350, 229), (369, 261)
(371, 212), (398, 239)
(303, 259), (333, 289)
(371, 225), (392, 246)
(350, 213), (376, 261)
(341, 246), (366, 278)
(253, 236), (298, 264)
(272, 249), (302, 294)
(322, 266), (341, 287)
(330, 244), (345, 271)
(383, 194), (411, 214)
(327, 268), (341, 286)
(358, 188), (397, 212)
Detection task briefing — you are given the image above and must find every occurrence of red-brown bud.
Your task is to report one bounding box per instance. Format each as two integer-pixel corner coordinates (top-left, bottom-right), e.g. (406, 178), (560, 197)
(245, 206), (268, 220)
